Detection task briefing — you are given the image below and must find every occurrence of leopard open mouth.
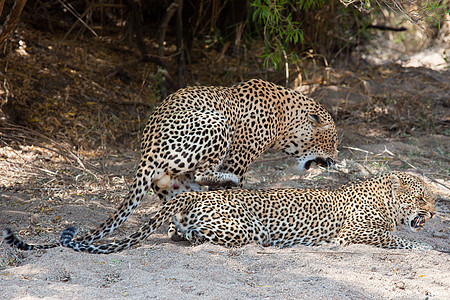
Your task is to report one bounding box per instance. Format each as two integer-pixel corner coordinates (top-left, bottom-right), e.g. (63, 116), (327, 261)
(410, 215), (426, 231)
(304, 157), (335, 170)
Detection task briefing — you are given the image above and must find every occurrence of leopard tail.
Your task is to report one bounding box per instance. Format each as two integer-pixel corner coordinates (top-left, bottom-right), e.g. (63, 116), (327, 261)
(59, 194), (193, 254)
(73, 169), (157, 246)
(3, 228), (60, 251)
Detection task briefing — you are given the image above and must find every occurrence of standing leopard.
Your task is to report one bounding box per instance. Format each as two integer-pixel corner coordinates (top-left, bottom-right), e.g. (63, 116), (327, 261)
(3, 79), (338, 250)
(4, 172), (436, 253)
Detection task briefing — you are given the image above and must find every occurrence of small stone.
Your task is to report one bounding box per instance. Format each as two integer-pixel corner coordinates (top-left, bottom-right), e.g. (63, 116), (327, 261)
(395, 281), (405, 290)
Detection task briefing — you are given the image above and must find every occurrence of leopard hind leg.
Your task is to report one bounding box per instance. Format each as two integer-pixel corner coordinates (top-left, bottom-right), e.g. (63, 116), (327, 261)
(152, 173), (207, 240)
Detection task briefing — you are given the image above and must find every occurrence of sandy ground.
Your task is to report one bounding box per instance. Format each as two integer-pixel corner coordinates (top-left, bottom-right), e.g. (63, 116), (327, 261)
(1, 239), (449, 299)
(1, 32), (449, 299)
(1, 149), (449, 299)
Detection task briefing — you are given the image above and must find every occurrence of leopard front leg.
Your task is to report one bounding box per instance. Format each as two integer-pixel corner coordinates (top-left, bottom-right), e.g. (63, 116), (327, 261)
(194, 167), (239, 188)
(334, 215), (432, 250)
(336, 227), (432, 250)
(216, 145), (265, 189)
(374, 231), (433, 250)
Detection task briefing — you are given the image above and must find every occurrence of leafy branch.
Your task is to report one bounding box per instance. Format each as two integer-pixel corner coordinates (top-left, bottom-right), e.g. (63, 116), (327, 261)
(251, 0), (325, 71)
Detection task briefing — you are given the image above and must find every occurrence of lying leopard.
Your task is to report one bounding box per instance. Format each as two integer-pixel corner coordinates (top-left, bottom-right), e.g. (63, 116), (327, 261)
(4, 172), (436, 253)
(3, 79), (338, 250)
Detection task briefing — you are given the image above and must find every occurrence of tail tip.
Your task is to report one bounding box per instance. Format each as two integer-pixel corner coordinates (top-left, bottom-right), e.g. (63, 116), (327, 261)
(60, 226), (77, 247)
(3, 228), (12, 236)
(3, 228), (14, 245)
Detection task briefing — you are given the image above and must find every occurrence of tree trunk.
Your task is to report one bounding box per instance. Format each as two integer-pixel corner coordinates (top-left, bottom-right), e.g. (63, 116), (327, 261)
(0, 0), (28, 47)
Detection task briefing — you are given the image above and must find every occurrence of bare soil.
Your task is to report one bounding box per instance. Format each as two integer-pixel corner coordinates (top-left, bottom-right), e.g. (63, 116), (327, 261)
(0, 24), (449, 299)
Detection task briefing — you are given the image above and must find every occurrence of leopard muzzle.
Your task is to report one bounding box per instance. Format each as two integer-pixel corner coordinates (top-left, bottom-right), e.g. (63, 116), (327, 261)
(410, 212), (435, 231)
(304, 157), (335, 170)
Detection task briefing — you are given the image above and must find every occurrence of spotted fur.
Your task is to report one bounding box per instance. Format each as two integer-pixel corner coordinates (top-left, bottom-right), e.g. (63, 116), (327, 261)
(4, 172), (435, 253)
(3, 79), (337, 250)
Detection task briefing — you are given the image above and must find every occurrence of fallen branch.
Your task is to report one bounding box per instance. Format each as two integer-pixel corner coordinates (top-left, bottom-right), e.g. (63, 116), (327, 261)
(391, 154), (450, 192)
(0, 0), (27, 46)
(342, 145), (450, 191)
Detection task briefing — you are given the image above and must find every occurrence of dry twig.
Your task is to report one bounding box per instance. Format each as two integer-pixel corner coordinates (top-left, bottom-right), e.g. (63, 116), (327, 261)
(0, 121), (102, 179)
(342, 145), (450, 192)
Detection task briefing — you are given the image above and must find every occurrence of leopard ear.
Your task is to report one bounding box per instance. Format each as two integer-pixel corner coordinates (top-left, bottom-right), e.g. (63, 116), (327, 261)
(390, 173), (407, 192)
(308, 114), (330, 130)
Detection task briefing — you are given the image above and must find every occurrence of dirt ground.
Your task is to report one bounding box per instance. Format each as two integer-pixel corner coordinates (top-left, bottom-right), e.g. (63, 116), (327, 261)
(0, 24), (449, 299)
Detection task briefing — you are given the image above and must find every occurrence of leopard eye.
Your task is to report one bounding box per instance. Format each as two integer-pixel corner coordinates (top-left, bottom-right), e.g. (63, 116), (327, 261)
(309, 114), (320, 123)
(417, 197), (426, 203)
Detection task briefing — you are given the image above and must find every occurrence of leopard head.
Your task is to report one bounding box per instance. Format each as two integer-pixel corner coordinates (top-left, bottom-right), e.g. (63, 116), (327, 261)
(277, 100), (338, 172)
(391, 173), (436, 232)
